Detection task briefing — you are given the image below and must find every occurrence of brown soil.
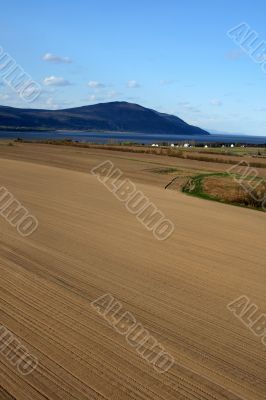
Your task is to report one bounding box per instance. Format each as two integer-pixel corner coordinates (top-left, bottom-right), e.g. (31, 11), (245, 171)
(0, 143), (265, 400)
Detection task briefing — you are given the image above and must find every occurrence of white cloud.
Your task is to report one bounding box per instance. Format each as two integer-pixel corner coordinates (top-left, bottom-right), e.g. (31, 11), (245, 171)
(88, 80), (105, 88)
(210, 99), (223, 106)
(42, 53), (71, 63)
(43, 76), (71, 86)
(127, 80), (140, 88)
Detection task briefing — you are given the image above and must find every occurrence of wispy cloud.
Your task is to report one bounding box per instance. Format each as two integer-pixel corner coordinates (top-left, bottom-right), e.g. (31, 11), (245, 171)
(210, 99), (223, 106)
(127, 80), (140, 88)
(88, 80), (105, 88)
(42, 53), (72, 63)
(45, 97), (59, 109)
(89, 94), (101, 102)
(88, 90), (122, 102)
(178, 101), (201, 113)
(106, 90), (122, 99)
(0, 93), (10, 100)
(43, 76), (71, 86)
(160, 79), (175, 85)
(42, 97), (72, 110)
(184, 83), (196, 88)
(225, 50), (243, 61)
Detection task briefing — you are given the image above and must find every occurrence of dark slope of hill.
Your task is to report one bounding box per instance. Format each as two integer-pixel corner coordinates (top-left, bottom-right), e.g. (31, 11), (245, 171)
(0, 101), (209, 135)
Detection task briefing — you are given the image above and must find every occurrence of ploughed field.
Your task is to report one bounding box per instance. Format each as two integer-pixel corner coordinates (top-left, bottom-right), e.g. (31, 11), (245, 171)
(0, 142), (265, 400)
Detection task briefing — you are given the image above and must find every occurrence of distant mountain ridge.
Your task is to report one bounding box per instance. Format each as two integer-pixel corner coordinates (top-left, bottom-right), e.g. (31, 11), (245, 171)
(0, 101), (209, 135)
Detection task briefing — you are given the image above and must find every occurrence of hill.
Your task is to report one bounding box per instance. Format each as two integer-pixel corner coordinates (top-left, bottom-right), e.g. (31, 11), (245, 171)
(0, 101), (209, 135)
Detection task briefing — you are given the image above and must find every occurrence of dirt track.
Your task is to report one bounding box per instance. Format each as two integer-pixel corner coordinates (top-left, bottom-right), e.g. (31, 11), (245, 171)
(0, 143), (265, 400)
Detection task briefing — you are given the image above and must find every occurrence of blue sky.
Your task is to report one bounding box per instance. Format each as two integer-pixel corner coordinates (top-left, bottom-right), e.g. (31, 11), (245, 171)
(1, 0), (266, 134)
